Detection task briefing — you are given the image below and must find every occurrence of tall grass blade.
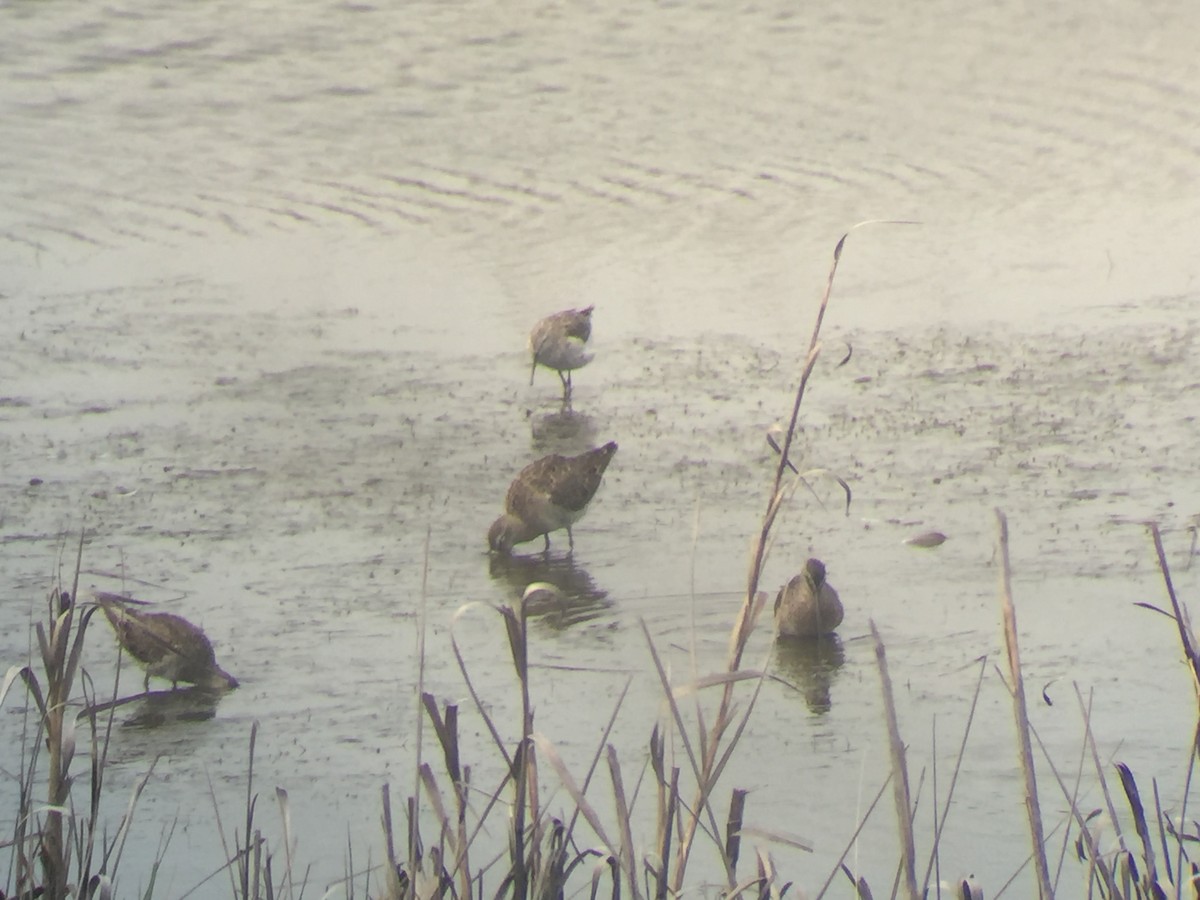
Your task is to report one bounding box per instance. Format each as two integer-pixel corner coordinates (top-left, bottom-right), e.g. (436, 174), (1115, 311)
(532, 733), (616, 854)
(868, 620), (918, 900)
(276, 787), (296, 900)
(814, 773), (893, 899)
(725, 788), (747, 881)
(1146, 522), (1200, 695)
(920, 658), (987, 896)
(1115, 763), (1164, 895)
(995, 510), (1054, 899)
(605, 745), (642, 900)
(449, 603), (515, 768)
(563, 678), (633, 852)
(653, 763), (678, 900)
(640, 619), (727, 888)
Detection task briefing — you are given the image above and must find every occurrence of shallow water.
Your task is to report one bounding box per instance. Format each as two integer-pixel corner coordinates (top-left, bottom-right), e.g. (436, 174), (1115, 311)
(3, 0), (1200, 895)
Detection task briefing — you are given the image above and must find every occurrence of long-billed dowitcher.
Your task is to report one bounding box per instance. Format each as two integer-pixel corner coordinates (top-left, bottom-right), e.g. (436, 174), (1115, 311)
(774, 558), (843, 637)
(92, 591), (239, 691)
(488, 440), (618, 554)
(529, 305), (594, 400)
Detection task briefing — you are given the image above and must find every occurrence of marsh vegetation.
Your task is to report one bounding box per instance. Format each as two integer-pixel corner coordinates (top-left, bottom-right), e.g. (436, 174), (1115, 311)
(5, 232), (1199, 900)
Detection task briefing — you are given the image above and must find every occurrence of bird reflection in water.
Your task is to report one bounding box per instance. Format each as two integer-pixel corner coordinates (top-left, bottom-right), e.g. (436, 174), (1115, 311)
(529, 404), (596, 453)
(773, 635), (846, 714)
(118, 687), (229, 728)
(488, 552), (611, 630)
(82, 682), (232, 730)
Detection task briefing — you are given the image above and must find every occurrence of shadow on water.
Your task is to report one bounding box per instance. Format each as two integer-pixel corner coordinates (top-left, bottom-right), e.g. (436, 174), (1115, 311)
(773, 635), (846, 714)
(488, 553), (611, 630)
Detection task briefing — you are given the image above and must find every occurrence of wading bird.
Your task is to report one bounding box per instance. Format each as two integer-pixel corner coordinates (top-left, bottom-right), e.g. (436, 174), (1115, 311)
(92, 591), (239, 692)
(774, 558), (843, 637)
(529, 305), (594, 400)
(488, 441), (617, 554)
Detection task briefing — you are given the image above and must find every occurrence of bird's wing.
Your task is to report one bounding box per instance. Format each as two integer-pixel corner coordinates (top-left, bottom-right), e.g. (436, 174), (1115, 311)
(111, 608), (206, 666)
(563, 307), (593, 342)
(506, 454), (568, 518)
(549, 443), (617, 511)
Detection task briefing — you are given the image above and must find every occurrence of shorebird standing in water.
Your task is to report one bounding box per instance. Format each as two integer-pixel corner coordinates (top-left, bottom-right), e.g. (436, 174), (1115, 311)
(774, 558), (843, 637)
(529, 305), (594, 401)
(488, 441), (618, 554)
(91, 591), (239, 692)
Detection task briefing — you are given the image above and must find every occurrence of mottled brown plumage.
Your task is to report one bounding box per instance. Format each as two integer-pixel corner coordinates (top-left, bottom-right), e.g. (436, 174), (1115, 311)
(92, 592), (238, 692)
(774, 558), (843, 637)
(529, 305), (595, 399)
(488, 441), (618, 553)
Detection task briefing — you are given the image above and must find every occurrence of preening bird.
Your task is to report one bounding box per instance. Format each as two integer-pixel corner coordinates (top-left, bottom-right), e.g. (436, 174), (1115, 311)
(774, 558), (843, 637)
(529, 305), (594, 400)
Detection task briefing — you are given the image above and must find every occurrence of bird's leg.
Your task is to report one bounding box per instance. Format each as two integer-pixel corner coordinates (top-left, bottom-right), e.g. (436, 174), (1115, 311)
(543, 533), (551, 553)
(567, 526), (575, 552)
(143, 673), (150, 692)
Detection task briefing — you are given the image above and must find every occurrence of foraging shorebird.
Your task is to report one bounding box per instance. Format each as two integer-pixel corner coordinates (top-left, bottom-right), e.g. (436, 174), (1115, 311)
(529, 305), (594, 400)
(774, 558), (843, 637)
(488, 441), (618, 554)
(91, 592), (239, 692)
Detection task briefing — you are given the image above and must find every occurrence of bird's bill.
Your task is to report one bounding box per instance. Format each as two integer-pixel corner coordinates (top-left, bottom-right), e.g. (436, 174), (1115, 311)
(202, 668), (239, 691)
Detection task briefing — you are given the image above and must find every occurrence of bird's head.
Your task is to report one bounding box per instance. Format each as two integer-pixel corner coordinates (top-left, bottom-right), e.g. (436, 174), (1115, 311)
(488, 516), (518, 554)
(803, 558), (827, 589)
(200, 666), (240, 692)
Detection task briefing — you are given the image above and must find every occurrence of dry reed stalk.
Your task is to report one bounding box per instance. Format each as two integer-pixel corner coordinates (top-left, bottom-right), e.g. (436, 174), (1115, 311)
(811, 773), (892, 899)
(560, 678), (633, 844)
(1071, 684), (1132, 863)
(382, 783), (400, 897)
(420, 694), (474, 898)
(409, 529), (433, 895)
(642, 619), (731, 889)
(665, 223), (911, 892)
(1147, 522), (1200, 702)
(35, 540), (87, 898)
(3, 532), (171, 899)
(1048, 685), (1096, 894)
(532, 734), (617, 854)
(724, 788), (748, 881)
(869, 620), (918, 900)
(670, 228), (855, 892)
(605, 745), (642, 900)
(1145, 524), (1200, 895)
(1174, 720), (1200, 896)
(995, 509), (1055, 898)
(500, 601), (533, 900)
(240, 723), (259, 898)
(1115, 763), (1163, 891)
(919, 656), (988, 897)
(989, 664), (1120, 896)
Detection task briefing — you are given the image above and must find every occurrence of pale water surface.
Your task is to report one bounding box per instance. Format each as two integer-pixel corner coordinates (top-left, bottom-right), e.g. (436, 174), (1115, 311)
(2, 0), (1200, 895)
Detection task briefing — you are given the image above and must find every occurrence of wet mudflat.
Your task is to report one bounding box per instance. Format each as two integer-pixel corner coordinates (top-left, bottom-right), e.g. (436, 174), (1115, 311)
(3, 0), (1200, 892)
(2, 253), (1198, 892)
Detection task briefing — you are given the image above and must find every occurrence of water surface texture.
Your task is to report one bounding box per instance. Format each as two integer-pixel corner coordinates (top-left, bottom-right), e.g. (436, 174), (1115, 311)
(3, 0), (1200, 895)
